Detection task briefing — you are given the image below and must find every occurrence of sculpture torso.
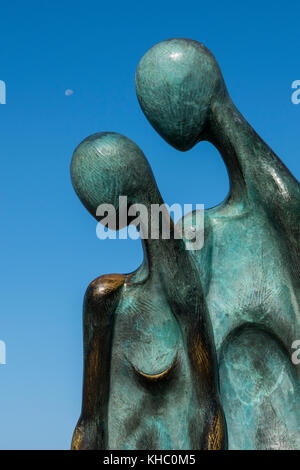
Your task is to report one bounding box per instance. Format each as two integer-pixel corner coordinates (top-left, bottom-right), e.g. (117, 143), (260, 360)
(107, 239), (226, 450)
(188, 196), (299, 356)
(181, 104), (300, 449)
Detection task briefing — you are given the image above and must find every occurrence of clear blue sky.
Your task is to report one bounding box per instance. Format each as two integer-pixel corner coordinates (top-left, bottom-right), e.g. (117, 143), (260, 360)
(0, 0), (299, 449)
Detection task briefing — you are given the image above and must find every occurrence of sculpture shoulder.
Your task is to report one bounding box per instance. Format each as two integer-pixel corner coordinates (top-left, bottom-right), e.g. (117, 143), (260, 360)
(84, 273), (125, 314)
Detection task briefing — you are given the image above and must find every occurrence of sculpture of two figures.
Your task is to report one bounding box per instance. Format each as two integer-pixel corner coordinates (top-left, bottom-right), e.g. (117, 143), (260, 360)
(70, 39), (300, 450)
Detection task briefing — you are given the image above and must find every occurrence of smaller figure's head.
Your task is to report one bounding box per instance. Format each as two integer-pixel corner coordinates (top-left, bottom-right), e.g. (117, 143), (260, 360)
(135, 38), (227, 151)
(71, 132), (157, 229)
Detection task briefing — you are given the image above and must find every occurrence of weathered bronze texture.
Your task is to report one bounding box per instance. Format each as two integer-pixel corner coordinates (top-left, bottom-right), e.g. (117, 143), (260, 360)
(71, 39), (300, 450)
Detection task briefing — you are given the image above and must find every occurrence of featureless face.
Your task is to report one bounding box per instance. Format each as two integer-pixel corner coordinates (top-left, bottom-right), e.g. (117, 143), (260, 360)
(136, 38), (226, 151)
(70, 132), (158, 229)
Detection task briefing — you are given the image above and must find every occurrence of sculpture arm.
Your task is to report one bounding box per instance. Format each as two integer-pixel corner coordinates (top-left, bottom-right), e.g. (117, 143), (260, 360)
(71, 274), (124, 450)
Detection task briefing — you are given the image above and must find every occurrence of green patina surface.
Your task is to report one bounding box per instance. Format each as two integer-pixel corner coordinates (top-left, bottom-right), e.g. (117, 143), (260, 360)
(70, 39), (300, 450)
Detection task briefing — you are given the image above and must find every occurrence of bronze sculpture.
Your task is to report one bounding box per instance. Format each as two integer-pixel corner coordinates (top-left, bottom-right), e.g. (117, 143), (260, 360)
(71, 39), (300, 450)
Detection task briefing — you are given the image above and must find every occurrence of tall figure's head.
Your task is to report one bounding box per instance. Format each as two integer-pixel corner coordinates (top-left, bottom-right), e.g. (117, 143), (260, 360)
(135, 38), (228, 151)
(71, 132), (159, 229)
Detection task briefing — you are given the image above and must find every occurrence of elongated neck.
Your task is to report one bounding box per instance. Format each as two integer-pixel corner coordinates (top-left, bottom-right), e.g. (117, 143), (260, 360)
(208, 99), (249, 208)
(130, 188), (188, 283)
(207, 97), (298, 213)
